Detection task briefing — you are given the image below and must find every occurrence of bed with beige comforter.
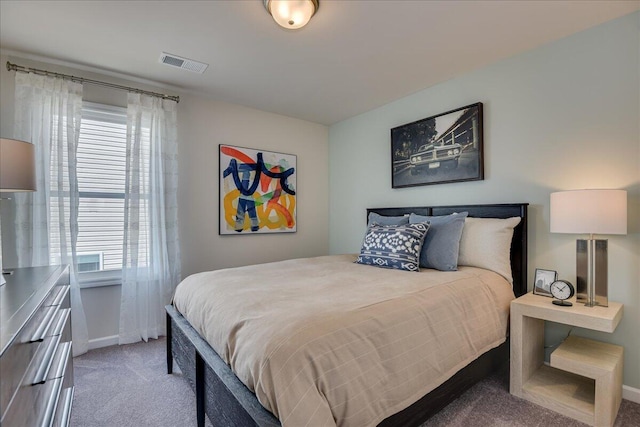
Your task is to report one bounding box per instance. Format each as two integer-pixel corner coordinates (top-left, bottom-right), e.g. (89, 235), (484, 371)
(173, 254), (514, 427)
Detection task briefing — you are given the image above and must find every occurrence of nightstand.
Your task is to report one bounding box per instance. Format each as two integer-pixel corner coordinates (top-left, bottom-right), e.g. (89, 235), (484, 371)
(510, 292), (623, 427)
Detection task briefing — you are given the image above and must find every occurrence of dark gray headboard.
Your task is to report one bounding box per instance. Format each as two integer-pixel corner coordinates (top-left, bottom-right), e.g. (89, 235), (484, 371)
(366, 203), (528, 297)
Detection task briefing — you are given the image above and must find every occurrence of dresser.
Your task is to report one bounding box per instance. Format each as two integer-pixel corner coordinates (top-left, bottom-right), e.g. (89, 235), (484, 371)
(0, 266), (74, 427)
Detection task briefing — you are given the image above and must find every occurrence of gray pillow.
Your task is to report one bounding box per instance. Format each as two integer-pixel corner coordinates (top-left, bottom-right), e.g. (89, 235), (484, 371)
(367, 212), (409, 227)
(409, 212), (468, 271)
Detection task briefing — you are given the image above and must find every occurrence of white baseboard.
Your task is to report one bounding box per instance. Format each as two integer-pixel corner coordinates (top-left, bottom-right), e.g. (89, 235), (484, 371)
(88, 335), (119, 350)
(623, 385), (640, 404)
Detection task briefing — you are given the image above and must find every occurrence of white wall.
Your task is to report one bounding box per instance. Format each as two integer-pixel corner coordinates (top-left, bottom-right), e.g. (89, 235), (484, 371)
(328, 12), (640, 390)
(0, 53), (329, 346)
(177, 95), (328, 276)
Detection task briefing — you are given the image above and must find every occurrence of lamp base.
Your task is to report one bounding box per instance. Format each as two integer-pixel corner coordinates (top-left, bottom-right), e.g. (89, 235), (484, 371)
(576, 239), (608, 307)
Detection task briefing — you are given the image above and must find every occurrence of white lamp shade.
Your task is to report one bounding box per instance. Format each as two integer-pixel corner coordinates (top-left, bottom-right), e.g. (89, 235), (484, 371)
(550, 189), (627, 235)
(0, 138), (36, 192)
(265, 0), (318, 30)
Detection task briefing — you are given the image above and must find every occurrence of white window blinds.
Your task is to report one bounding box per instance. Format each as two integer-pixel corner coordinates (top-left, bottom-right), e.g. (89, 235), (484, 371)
(50, 102), (137, 274)
(75, 103), (127, 271)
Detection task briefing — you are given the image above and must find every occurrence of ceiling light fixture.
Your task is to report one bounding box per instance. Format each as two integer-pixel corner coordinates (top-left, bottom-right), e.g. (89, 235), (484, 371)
(263, 0), (319, 30)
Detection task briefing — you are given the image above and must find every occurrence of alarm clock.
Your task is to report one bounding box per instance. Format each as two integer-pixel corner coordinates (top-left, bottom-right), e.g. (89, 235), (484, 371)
(550, 279), (575, 306)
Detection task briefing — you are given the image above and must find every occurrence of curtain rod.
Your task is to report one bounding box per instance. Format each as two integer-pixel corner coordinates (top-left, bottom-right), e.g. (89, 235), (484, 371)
(6, 61), (180, 103)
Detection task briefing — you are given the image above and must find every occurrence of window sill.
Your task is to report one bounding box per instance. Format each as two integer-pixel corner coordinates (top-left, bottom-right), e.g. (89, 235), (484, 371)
(79, 279), (121, 289)
(79, 270), (122, 289)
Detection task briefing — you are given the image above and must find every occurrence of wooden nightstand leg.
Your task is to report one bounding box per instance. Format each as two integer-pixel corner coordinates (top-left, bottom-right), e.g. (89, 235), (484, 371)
(511, 311), (544, 397)
(594, 351), (623, 427)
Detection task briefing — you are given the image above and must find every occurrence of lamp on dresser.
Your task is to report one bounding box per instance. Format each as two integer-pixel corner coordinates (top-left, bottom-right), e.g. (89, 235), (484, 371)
(550, 189), (627, 307)
(0, 138), (37, 285)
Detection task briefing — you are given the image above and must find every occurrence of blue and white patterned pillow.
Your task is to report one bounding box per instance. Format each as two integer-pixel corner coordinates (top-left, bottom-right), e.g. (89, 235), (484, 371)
(355, 223), (429, 272)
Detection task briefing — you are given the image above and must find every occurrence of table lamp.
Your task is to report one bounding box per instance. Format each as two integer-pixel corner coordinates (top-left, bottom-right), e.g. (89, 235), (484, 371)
(550, 189), (627, 307)
(0, 138), (37, 285)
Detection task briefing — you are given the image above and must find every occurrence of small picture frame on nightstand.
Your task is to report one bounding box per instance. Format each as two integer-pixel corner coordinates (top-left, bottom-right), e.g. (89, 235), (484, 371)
(533, 268), (557, 297)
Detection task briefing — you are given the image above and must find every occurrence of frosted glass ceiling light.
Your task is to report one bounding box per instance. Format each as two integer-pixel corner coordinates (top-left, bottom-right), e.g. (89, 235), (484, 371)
(264, 0), (319, 30)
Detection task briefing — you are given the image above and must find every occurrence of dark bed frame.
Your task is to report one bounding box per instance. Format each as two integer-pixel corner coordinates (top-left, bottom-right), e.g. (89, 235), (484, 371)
(166, 203), (528, 427)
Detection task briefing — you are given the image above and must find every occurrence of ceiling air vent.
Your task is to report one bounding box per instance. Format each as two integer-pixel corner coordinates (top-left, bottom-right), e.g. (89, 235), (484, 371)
(159, 53), (208, 74)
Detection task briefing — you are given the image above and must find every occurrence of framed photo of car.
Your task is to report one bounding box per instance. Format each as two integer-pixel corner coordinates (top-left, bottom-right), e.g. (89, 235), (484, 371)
(533, 268), (557, 297)
(391, 102), (484, 188)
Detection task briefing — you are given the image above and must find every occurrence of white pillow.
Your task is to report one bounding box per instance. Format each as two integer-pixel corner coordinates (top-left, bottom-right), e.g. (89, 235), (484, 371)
(458, 216), (521, 283)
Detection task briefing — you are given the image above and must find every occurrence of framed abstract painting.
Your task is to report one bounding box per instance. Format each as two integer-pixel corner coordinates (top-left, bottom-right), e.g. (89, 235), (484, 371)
(219, 144), (297, 235)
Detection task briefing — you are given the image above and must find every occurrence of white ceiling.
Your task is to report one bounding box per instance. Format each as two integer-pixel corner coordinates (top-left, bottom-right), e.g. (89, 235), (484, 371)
(1, 1), (638, 125)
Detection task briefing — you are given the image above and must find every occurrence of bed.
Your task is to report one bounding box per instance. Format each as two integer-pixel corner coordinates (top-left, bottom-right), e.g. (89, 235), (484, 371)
(166, 203), (528, 427)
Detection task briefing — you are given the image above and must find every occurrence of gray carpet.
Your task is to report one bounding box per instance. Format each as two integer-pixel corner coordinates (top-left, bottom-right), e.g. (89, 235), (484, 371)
(72, 338), (640, 426)
(71, 338), (211, 427)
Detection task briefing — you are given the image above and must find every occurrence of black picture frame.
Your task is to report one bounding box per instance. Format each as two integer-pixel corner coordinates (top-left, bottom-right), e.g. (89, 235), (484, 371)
(533, 268), (557, 297)
(391, 102), (484, 188)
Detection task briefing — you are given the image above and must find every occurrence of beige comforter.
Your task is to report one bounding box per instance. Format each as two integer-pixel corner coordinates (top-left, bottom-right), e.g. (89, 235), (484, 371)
(173, 255), (514, 427)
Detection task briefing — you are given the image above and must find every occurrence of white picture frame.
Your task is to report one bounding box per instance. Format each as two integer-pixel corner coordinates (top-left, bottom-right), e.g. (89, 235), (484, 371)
(219, 144), (297, 235)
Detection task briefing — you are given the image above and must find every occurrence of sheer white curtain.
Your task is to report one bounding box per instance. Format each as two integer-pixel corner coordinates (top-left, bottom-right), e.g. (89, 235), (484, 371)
(119, 93), (181, 345)
(13, 72), (89, 356)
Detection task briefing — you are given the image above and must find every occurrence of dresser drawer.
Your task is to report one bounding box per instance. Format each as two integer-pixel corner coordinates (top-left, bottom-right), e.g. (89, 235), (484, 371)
(46, 342), (72, 383)
(2, 339), (72, 427)
(52, 386), (74, 427)
(43, 285), (70, 308)
(47, 344), (74, 427)
(1, 308), (71, 427)
(1, 376), (63, 427)
(0, 304), (56, 414)
(0, 337), (44, 415)
(0, 266), (72, 427)
(42, 270), (69, 305)
(31, 309), (70, 377)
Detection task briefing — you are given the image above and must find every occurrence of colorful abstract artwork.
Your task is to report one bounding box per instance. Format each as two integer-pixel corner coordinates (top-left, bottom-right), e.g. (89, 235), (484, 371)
(219, 144), (297, 235)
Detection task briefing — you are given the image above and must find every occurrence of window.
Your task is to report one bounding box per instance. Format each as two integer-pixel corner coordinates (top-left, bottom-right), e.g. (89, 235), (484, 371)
(50, 102), (147, 285)
(76, 103), (127, 273)
(77, 252), (104, 272)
